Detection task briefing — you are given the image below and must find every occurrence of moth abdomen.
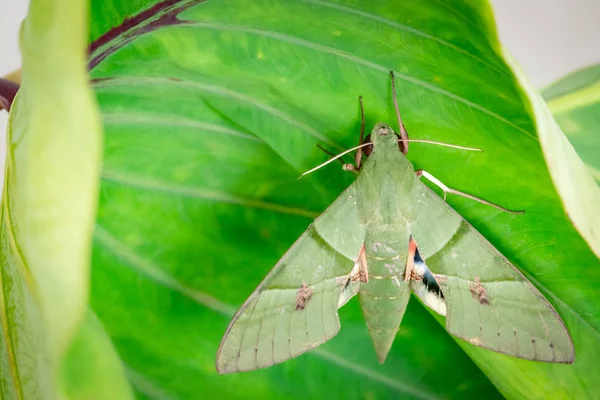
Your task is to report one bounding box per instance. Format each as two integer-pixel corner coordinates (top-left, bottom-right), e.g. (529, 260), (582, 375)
(358, 249), (411, 363)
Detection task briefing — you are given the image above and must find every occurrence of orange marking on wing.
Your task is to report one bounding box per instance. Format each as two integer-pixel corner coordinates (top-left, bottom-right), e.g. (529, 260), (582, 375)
(358, 243), (368, 283)
(405, 236), (417, 282)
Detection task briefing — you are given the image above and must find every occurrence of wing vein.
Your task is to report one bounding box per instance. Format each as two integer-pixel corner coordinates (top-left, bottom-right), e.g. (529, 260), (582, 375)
(237, 294), (261, 371)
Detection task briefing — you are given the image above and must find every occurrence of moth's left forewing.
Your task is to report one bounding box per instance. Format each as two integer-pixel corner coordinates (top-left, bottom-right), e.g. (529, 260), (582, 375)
(216, 183), (366, 374)
(409, 184), (574, 363)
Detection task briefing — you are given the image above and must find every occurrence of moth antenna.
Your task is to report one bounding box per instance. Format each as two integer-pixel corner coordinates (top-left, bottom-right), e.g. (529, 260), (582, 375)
(299, 142), (373, 178)
(317, 144), (346, 166)
(420, 170), (524, 214)
(398, 139), (482, 152)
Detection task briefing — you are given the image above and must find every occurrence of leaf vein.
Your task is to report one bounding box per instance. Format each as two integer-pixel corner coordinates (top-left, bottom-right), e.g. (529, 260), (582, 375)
(0, 177), (24, 399)
(101, 170), (320, 219)
(299, 0), (508, 77)
(176, 21), (537, 140)
(102, 113), (262, 142)
(94, 77), (341, 150)
(94, 225), (235, 317)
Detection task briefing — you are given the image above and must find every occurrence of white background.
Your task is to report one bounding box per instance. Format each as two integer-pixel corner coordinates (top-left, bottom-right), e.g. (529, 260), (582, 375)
(1, 0), (599, 174)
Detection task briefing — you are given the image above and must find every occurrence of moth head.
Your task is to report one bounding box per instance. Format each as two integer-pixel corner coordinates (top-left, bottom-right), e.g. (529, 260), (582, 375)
(363, 123), (403, 156)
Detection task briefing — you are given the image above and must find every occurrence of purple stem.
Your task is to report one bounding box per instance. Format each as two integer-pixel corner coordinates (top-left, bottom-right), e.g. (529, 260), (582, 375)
(0, 79), (20, 111)
(88, 0), (203, 70)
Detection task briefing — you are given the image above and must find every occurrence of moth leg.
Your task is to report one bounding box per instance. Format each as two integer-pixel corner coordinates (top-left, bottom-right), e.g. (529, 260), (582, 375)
(343, 164), (360, 174)
(416, 169), (524, 215)
(390, 70), (409, 155)
(340, 96), (367, 173)
(353, 96), (367, 169)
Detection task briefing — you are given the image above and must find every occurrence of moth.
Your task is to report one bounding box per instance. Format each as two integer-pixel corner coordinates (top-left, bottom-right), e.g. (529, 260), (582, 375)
(216, 72), (574, 374)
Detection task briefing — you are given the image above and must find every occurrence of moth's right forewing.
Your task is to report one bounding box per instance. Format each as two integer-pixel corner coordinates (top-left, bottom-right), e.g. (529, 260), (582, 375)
(216, 183), (366, 374)
(410, 183), (574, 363)
(433, 223), (575, 363)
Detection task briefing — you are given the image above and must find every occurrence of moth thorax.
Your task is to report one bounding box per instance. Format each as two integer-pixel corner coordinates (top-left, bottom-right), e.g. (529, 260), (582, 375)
(364, 132), (403, 156)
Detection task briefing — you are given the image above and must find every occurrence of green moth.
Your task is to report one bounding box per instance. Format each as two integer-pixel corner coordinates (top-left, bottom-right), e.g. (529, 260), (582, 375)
(216, 72), (574, 374)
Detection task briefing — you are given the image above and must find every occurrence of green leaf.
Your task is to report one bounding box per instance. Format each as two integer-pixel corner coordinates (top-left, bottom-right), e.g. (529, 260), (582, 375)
(542, 64), (600, 183)
(60, 310), (135, 400)
(17, 0), (103, 358)
(87, 0), (600, 399)
(507, 55), (600, 259)
(0, 0), (129, 398)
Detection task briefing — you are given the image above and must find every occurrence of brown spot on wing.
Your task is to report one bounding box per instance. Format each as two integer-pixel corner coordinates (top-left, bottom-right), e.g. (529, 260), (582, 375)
(295, 283), (313, 310)
(469, 277), (490, 305)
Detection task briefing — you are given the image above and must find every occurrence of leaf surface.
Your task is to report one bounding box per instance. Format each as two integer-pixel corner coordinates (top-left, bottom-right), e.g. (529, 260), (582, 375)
(542, 64), (600, 183)
(0, 0), (135, 398)
(60, 310), (135, 400)
(88, 0), (600, 399)
(505, 54), (600, 259)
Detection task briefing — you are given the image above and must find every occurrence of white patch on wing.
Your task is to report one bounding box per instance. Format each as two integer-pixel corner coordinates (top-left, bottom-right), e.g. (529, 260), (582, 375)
(412, 281), (447, 316)
(411, 260), (447, 316)
(337, 262), (361, 308)
(413, 260), (427, 276)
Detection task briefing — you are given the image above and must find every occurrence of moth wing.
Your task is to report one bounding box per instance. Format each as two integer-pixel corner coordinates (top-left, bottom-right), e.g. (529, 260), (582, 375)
(409, 247), (447, 316)
(409, 183), (574, 363)
(216, 183), (366, 373)
(338, 276), (360, 308)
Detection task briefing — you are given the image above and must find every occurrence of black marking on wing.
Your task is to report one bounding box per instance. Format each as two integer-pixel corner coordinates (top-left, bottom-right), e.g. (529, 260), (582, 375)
(414, 246), (424, 263)
(415, 247), (444, 298)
